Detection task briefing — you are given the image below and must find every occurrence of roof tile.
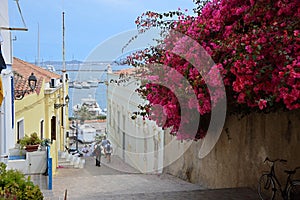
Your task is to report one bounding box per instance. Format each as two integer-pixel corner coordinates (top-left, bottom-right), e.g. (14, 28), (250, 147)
(12, 57), (60, 97)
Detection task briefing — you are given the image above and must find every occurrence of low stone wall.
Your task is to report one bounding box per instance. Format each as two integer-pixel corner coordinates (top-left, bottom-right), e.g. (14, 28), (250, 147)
(163, 110), (300, 189)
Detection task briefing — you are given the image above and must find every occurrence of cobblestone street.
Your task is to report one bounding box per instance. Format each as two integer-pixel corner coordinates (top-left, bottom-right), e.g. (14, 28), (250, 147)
(40, 155), (258, 200)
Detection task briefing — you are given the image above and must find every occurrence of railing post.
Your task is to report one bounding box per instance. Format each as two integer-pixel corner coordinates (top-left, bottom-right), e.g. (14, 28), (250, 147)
(47, 146), (52, 190)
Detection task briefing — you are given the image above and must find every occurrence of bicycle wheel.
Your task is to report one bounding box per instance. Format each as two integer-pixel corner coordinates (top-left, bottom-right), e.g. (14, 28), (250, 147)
(258, 174), (276, 200)
(287, 181), (300, 200)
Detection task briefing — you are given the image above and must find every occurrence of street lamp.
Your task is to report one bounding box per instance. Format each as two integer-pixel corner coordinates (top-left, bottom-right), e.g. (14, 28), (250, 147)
(54, 95), (69, 109)
(76, 120), (79, 151)
(14, 72), (37, 100)
(70, 120), (79, 151)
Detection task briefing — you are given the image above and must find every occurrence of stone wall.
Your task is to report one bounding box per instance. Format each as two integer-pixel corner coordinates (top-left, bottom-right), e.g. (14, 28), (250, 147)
(163, 110), (300, 189)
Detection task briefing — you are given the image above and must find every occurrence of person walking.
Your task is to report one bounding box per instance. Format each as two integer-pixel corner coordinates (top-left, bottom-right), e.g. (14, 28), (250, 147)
(101, 136), (108, 150)
(105, 141), (113, 163)
(94, 144), (102, 167)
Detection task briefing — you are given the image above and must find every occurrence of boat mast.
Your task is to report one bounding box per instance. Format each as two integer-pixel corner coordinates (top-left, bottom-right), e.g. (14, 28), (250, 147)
(62, 11), (67, 148)
(62, 12), (66, 73)
(37, 23), (40, 66)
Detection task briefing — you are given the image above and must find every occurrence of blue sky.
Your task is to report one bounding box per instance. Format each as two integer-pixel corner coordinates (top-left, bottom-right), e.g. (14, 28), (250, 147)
(8, 0), (196, 63)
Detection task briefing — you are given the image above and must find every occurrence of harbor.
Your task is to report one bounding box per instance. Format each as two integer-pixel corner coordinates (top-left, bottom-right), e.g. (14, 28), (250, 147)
(45, 62), (128, 117)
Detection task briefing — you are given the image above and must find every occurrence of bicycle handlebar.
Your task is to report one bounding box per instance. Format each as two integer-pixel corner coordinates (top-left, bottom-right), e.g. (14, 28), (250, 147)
(264, 157), (287, 164)
(294, 166), (300, 171)
(284, 166), (300, 175)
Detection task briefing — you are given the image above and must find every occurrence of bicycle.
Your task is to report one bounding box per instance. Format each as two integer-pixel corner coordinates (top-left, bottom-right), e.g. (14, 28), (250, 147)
(258, 157), (300, 200)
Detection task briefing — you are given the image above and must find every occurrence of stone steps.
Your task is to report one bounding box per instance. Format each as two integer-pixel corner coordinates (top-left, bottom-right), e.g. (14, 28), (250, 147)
(58, 151), (85, 168)
(58, 159), (74, 168)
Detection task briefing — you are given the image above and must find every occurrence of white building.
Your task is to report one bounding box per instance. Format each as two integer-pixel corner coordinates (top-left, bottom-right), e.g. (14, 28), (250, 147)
(0, 0), (14, 162)
(106, 68), (164, 173)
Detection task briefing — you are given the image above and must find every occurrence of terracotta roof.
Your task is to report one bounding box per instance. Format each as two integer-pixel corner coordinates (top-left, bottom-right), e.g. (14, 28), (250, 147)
(12, 57), (60, 97)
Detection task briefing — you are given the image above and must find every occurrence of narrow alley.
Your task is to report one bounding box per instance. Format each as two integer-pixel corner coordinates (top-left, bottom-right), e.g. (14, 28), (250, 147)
(40, 154), (257, 200)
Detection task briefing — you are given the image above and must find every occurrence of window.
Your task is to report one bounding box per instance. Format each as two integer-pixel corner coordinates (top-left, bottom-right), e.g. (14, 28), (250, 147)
(117, 111), (120, 135)
(40, 120), (44, 139)
(123, 115), (126, 132)
(51, 116), (56, 140)
(109, 104), (112, 126)
(17, 120), (24, 140)
(61, 107), (64, 126)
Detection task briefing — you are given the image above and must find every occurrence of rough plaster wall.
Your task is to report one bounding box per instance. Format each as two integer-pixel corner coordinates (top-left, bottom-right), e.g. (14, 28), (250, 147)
(164, 110), (300, 189)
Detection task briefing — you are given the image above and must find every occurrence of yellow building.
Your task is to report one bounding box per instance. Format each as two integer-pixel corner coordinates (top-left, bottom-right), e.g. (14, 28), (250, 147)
(12, 57), (69, 174)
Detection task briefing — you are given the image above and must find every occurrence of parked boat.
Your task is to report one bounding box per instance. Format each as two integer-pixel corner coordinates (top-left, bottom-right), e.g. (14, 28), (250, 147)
(46, 65), (56, 72)
(87, 80), (98, 87)
(70, 79), (99, 89)
(73, 95), (107, 117)
(73, 81), (82, 89)
(68, 81), (74, 88)
(81, 81), (90, 89)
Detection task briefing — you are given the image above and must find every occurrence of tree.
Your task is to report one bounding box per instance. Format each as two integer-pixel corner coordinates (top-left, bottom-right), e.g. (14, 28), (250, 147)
(74, 106), (92, 124)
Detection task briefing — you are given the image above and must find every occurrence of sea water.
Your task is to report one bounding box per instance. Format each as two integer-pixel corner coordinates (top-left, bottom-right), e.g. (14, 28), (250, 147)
(53, 62), (129, 116)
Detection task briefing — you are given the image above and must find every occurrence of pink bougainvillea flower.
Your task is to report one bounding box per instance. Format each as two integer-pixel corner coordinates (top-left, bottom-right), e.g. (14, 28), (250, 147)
(129, 0), (299, 140)
(258, 99), (267, 110)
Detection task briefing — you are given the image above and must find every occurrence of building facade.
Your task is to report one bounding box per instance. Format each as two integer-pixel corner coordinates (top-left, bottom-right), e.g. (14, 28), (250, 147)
(13, 58), (69, 174)
(0, 0), (14, 162)
(107, 68), (164, 173)
(1, 1), (69, 175)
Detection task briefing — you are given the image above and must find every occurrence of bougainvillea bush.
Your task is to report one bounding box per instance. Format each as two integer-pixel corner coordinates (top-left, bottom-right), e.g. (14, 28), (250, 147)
(128, 0), (300, 140)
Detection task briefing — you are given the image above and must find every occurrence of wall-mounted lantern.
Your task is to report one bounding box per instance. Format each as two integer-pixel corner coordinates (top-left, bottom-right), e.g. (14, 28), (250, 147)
(54, 95), (69, 109)
(14, 72), (37, 100)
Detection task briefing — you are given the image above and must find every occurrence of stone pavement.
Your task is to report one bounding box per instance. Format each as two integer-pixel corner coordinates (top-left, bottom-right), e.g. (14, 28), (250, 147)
(41, 155), (258, 200)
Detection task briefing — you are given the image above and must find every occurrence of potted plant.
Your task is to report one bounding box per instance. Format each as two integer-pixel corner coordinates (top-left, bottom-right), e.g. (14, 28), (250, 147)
(41, 138), (51, 147)
(19, 132), (42, 152)
(40, 138), (52, 151)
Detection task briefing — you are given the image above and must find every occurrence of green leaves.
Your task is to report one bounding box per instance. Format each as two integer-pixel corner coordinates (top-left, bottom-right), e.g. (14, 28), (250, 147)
(18, 132), (42, 149)
(0, 163), (43, 200)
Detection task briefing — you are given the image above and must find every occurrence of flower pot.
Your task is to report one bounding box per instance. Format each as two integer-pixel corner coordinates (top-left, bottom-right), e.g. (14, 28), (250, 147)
(25, 144), (39, 152)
